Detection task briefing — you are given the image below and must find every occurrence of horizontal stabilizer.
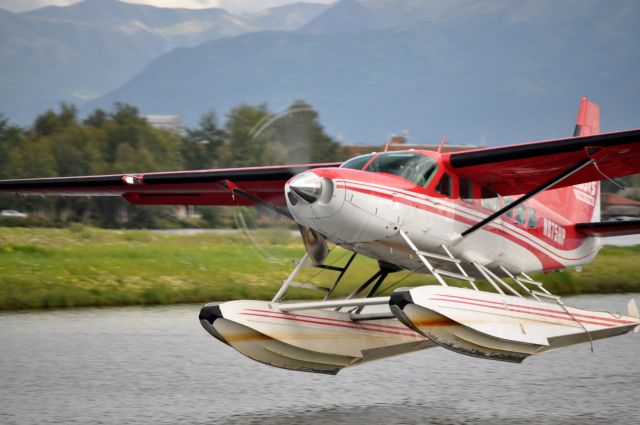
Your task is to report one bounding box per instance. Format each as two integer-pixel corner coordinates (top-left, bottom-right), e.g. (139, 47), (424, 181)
(575, 220), (640, 237)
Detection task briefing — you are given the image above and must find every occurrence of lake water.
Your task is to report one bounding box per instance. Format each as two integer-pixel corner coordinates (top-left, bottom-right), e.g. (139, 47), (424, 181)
(1, 293), (639, 424)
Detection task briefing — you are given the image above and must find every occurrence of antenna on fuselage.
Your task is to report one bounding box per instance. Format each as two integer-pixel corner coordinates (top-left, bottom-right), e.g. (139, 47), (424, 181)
(437, 137), (446, 153)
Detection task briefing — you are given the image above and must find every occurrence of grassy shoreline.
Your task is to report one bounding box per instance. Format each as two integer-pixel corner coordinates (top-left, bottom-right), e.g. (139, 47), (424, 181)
(0, 227), (639, 310)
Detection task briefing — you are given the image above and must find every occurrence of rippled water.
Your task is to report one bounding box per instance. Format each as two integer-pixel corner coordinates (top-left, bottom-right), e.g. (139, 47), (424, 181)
(1, 293), (639, 424)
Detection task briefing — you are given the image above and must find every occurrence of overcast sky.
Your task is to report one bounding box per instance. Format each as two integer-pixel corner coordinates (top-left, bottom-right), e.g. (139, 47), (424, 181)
(0, 0), (335, 14)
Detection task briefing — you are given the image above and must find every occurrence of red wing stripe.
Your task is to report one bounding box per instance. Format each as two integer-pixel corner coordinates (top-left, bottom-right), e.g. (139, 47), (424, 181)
(429, 297), (623, 327)
(239, 312), (422, 338)
(435, 293), (636, 325)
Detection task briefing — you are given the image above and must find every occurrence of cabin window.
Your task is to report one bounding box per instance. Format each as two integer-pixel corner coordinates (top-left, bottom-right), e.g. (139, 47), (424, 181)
(516, 204), (526, 225)
(503, 196), (513, 218)
(528, 207), (537, 228)
(364, 152), (437, 186)
(481, 186), (500, 211)
(340, 154), (374, 170)
(459, 178), (473, 202)
(435, 173), (452, 197)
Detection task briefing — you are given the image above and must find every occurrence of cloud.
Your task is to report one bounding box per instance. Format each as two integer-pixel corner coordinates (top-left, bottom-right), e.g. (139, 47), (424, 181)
(0, 0), (335, 14)
(0, 0), (76, 13)
(133, 0), (335, 13)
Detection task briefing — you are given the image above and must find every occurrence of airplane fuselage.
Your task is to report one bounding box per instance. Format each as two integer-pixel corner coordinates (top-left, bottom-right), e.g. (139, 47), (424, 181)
(286, 150), (601, 277)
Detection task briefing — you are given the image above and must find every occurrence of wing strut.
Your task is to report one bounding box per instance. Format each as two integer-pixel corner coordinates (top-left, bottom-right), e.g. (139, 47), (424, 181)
(459, 155), (595, 238)
(218, 180), (293, 219)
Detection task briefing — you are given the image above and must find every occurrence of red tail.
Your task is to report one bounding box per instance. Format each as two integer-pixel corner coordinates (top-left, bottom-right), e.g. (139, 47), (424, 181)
(574, 96), (600, 137)
(539, 97), (601, 223)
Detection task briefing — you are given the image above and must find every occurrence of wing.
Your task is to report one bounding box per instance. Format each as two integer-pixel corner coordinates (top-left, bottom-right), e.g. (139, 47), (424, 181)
(444, 129), (640, 196)
(0, 163), (341, 207)
(575, 220), (640, 237)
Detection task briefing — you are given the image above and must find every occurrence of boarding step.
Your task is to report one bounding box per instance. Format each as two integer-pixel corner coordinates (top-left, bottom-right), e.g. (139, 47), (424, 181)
(434, 268), (476, 282)
(415, 251), (461, 263)
(515, 277), (545, 288)
(530, 290), (561, 301)
(517, 272), (547, 287)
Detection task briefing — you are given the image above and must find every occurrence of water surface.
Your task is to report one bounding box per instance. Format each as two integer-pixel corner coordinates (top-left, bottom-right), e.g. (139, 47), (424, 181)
(1, 293), (639, 424)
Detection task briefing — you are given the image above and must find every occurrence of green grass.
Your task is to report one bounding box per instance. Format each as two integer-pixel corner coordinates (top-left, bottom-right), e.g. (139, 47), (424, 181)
(0, 226), (638, 310)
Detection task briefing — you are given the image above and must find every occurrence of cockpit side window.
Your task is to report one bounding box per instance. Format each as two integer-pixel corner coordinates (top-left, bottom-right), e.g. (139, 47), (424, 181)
(364, 152), (437, 187)
(435, 173), (452, 197)
(340, 154), (375, 170)
(459, 178), (473, 202)
(528, 207), (537, 228)
(481, 186), (500, 212)
(516, 204), (526, 225)
(504, 196), (513, 218)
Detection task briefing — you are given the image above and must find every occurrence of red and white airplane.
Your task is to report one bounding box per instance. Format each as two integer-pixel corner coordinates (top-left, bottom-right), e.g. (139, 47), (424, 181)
(1, 97), (639, 374)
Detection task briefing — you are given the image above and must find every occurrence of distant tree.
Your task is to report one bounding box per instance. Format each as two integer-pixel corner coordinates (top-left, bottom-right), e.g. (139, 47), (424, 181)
(272, 100), (343, 164)
(32, 103), (78, 136)
(102, 103), (183, 171)
(83, 108), (108, 128)
(0, 115), (23, 180)
(111, 103), (142, 126)
(33, 110), (59, 136)
(57, 103), (78, 127)
(6, 133), (56, 178)
(50, 124), (104, 176)
(221, 104), (274, 167)
(181, 110), (227, 169)
(1, 100), (344, 227)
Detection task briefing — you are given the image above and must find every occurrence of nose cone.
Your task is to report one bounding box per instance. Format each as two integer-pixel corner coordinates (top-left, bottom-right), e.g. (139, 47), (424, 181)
(289, 172), (323, 203)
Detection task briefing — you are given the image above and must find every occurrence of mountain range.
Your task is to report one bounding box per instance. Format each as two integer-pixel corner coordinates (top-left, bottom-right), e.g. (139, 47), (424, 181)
(2, 0), (639, 146)
(0, 0), (328, 123)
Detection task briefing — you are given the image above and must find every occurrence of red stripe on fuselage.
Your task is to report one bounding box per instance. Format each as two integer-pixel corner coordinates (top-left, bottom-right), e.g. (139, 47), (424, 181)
(338, 180), (596, 269)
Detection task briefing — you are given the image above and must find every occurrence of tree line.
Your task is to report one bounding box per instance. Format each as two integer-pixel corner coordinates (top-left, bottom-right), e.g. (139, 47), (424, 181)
(0, 100), (347, 227)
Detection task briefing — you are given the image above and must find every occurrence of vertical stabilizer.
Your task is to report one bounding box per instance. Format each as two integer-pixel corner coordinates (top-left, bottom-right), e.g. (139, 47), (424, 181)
(538, 98), (601, 223)
(572, 97), (601, 222)
(574, 96), (601, 137)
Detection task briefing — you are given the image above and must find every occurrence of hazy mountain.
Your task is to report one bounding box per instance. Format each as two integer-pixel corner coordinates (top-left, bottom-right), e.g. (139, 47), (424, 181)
(3, 0), (639, 147)
(85, 0), (640, 145)
(244, 2), (330, 31)
(25, 0), (328, 47)
(300, 0), (384, 33)
(0, 0), (327, 124)
(25, 0), (250, 49)
(0, 8), (156, 124)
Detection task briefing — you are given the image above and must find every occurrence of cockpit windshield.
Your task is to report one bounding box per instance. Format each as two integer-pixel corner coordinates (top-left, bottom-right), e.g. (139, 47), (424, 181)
(364, 152), (437, 187)
(340, 154), (374, 170)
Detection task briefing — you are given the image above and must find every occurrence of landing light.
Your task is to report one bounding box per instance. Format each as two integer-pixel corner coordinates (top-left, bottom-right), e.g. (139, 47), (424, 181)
(123, 175), (142, 185)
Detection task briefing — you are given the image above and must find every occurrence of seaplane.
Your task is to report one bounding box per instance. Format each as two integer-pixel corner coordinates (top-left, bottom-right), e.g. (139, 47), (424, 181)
(1, 97), (640, 374)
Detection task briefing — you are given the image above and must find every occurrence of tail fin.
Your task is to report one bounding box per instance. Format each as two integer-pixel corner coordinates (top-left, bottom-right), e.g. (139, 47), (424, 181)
(538, 97), (601, 223)
(570, 97), (601, 222)
(574, 96), (600, 137)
